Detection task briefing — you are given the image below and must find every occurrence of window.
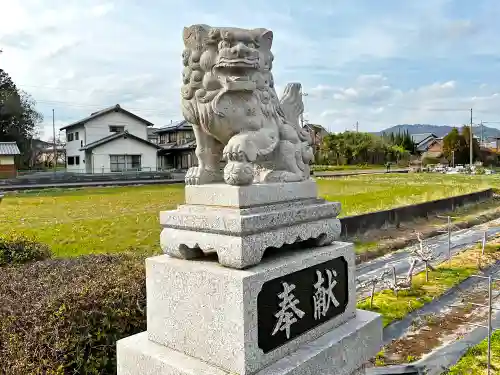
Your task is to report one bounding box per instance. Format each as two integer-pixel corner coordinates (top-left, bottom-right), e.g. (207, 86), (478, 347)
(67, 133), (74, 142)
(130, 155), (141, 169)
(81, 140), (83, 147)
(68, 156), (80, 166)
(75, 132), (79, 140)
(109, 125), (125, 133)
(110, 155), (141, 172)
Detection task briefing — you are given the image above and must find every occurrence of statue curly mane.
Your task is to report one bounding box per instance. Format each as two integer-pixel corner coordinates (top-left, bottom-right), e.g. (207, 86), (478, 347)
(180, 24), (313, 186)
(181, 26), (282, 139)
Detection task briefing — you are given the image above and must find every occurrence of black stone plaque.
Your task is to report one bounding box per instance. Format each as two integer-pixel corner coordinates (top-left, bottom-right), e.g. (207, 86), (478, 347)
(257, 256), (349, 353)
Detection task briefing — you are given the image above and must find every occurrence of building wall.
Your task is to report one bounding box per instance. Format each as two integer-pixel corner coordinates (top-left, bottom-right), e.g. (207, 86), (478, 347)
(85, 111), (149, 144)
(159, 150), (197, 170)
(0, 155), (15, 165)
(0, 156), (16, 177)
(0, 164), (16, 177)
(65, 124), (85, 172)
(427, 140), (443, 153)
(159, 130), (194, 144)
(89, 137), (158, 173)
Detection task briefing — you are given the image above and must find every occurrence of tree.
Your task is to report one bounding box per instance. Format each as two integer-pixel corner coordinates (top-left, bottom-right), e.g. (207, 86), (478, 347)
(0, 69), (43, 168)
(461, 125), (481, 163)
(443, 128), (467, 164)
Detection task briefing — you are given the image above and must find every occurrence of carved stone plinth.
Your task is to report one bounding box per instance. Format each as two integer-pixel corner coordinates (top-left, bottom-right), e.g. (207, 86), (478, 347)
(160, 181), (341, 269)
(117, 244), (382, 375)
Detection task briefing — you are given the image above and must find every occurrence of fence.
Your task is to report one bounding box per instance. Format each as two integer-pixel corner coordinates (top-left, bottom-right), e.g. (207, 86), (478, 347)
(0, 168), (176, 187)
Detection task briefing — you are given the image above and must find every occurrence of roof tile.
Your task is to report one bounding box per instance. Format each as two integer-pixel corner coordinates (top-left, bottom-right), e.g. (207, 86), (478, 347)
(0, 142), (21, 155)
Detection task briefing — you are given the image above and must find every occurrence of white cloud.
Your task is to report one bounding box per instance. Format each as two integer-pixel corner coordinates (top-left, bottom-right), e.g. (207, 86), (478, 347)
(90, 3), (115, 17)
(308, 75), (500, 132)
(2, 0), (500, 139)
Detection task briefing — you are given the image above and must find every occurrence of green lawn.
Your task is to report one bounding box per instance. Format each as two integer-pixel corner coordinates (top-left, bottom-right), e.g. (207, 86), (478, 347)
(450, 331), (500, 374)
(0, 174), (498, 257)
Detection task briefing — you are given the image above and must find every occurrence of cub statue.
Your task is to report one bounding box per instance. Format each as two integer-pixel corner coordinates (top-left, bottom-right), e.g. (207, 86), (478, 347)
(181, 24), (314, 186)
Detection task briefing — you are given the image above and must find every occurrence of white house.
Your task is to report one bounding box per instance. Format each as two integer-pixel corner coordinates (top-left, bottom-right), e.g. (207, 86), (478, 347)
(60, 104), (161, 173)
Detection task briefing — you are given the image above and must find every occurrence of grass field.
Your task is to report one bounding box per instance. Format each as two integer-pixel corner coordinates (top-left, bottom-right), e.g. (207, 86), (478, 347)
(0, 174), (498, 257)
(450, 331), (500, 374)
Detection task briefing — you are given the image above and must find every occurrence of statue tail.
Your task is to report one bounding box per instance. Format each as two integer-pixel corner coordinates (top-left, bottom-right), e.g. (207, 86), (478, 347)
(278, 83), (312, 145)
(279, 83), (304, 127)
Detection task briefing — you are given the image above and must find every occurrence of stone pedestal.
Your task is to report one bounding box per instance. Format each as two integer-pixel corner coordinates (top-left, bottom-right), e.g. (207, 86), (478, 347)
(118, 309), (380, 375)
(160, 181), (341, 269)
(117, 180), (383, 374)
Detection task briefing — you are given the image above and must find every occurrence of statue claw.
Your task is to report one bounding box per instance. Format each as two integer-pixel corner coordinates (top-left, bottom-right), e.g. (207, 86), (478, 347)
(185, 167), (223, 185)
(223, 135), (257, 162)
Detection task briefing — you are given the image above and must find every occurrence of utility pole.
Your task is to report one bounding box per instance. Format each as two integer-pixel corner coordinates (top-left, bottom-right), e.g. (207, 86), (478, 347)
(470, 108), (474, 167)
(481, 120), (484, 146)
(52, 109), (57, 171)
(356, 121), (359, 132)
(300, 91), (308, 128)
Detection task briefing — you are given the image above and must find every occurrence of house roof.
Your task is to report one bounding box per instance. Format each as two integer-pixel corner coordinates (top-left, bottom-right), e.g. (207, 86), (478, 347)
(147, 128), (159, 137)
(31, 139), (52, 149)
(158, 140), (196, 153)
(80, 131), (161, 151)
(156, 120), (194, 134)
(60, 104), (154, 131)
(303, 123), (328, 135)
(411, 133), (437, 145)
(416, 138), (440, 152)
(0, 142), (21, 155)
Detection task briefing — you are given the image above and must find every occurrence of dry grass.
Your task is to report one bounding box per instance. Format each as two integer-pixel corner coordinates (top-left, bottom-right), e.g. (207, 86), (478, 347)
(0, 174), (498, 257)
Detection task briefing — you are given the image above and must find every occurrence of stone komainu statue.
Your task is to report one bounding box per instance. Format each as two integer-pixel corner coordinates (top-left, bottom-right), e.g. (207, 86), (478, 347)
(181, 24), (314, 186)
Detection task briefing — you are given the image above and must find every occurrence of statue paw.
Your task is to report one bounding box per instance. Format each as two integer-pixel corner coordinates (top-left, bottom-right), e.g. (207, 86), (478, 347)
(185, 167), (223, 185)
(223, 161), (254, 186)
(223, 135), (258, 162)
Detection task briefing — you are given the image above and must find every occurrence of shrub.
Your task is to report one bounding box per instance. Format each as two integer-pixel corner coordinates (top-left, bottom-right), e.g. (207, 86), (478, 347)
(0, 233), (51, 266)
(421, 156), (441, 166)
(0, 254), (146, 374)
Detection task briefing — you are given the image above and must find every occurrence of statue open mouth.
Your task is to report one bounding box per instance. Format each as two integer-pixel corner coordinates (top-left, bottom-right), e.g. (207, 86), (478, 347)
(215, 58), (258, 91)
(215, 58), (258, 77)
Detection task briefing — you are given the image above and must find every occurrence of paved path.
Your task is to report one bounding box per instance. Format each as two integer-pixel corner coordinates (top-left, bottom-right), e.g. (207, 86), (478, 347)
(416, 300), (500, 374)
(356, 218), (500, 299)
(0, 178), (185, 191)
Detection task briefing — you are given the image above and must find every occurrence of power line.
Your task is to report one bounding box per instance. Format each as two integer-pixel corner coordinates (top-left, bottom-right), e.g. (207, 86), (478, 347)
(34, 99), (174, 116)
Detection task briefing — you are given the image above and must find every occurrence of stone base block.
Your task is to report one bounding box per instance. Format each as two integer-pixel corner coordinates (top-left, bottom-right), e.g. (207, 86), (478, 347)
(160, 196), (341, 269)
(184, 180), (318, 208)
(117, 310), (382, 375)
(146, 243), (356, 375)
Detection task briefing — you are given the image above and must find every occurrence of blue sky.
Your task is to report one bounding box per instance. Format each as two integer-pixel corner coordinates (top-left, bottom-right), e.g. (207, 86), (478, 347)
(2, 0), (500, 140)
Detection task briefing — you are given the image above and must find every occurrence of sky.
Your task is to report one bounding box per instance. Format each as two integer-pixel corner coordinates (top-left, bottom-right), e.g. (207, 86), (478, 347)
(2, 0), (500, 140)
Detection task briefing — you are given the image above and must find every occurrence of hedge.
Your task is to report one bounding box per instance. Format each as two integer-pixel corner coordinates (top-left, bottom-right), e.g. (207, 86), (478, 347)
(0, 254), (146, 374)
(0, 233), (51, 266)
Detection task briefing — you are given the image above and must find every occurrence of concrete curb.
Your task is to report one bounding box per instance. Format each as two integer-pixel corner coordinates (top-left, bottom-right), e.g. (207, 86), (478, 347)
(340, 189), (494, 238)
(0, 179), (185, 192)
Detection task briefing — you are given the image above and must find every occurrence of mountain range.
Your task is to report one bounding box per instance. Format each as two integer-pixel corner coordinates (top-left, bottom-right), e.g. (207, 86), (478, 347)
(377, 124), (500, 139)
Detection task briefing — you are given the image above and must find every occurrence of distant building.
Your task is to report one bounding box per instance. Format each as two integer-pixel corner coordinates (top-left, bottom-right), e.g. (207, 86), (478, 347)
(0, 142), (20, 177)
(147, 128), (160, 144)
(411, 133), (438, 153)
(303, 123), (329, 155)
(60, 104), (161, 173)
(156, 120), (197, 170)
